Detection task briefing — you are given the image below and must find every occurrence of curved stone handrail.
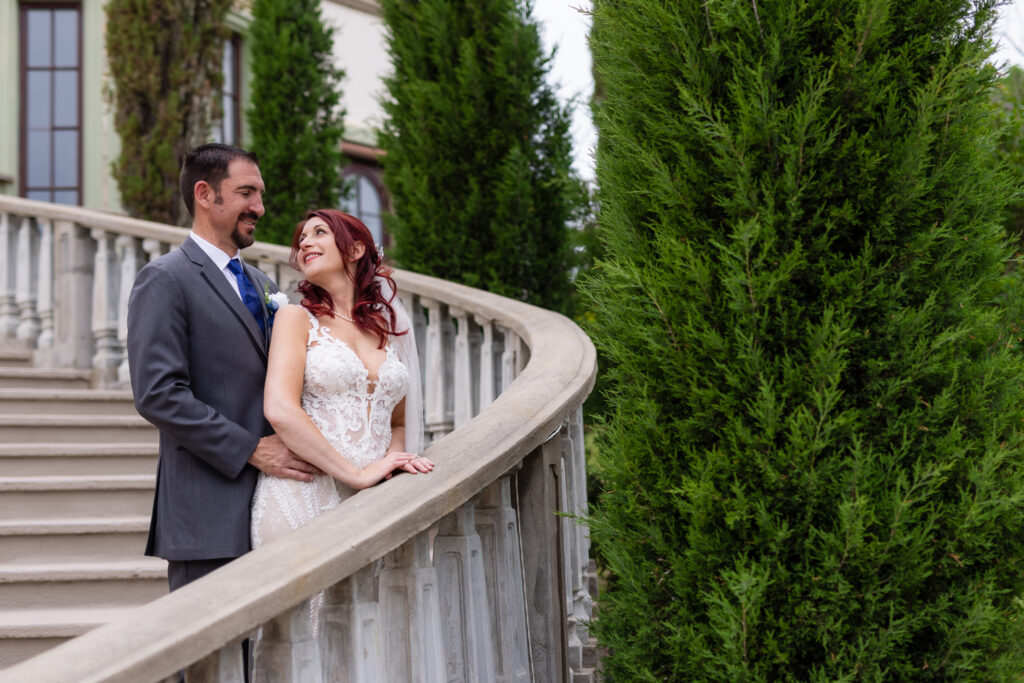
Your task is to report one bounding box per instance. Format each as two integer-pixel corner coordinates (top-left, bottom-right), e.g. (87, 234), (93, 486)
(0, 195), (597, 682)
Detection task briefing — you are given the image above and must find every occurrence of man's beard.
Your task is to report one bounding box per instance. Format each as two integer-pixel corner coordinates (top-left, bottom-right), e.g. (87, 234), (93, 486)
(231, 213), (259, 249)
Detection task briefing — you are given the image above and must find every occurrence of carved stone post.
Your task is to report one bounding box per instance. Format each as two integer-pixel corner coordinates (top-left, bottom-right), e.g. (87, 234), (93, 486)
(34, 219), (53, 352)
(251, 602), (322, 682)
(117, 235), (142, 385)
(475, 317), (495, 412)
(184, 639), (245, 683)
(498, 326), (520, 393)
(51, 221), (94, 368)
(518, 438), (569, 683)
(90, 229), (120, 386)
(15, 216), (40, 346)
(435, 501), (497, 682)
(0, 212), (18, 340)
(320, 564), (384, 683)
(475, 475), (530, 682)
(422, 298), (452, 442)
(378, 531), (446, 683)
(450, 307), (473, 429)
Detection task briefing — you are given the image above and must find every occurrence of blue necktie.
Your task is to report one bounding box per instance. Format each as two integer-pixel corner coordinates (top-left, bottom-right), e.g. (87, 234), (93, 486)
(227, 259), (265, 334)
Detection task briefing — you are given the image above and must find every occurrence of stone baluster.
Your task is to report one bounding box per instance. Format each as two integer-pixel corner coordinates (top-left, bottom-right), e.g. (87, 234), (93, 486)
(320, 564), (384, 682)
(450, 307), (473, 429)
(475, 316), (496, 412)
(422, 298), (452, 442)
(90, 229), (121, 386)
(35, 219), (54, 350)
(475, 475), (530, 682)
(251, 601), (322, 682)
(0, 212), (18, 339)
(519, 437), (570, 683)
(557, 425), (584, 674)
(499, 326), (520, 393)
(183, 639), (245, 682)
(117, 235), (143, 385)
(51, 221), (94, 369)
(567, 406), (595, 669)
(15, 216), (40, 345)
(378, 531), (446, 683)
(142, 238), (168, 263)
(435, 501), (497, 683)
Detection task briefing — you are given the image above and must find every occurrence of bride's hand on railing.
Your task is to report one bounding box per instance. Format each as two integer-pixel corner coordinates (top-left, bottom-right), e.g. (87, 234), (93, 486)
(370, 449), (418, 484)
(400, 454), (434, 474)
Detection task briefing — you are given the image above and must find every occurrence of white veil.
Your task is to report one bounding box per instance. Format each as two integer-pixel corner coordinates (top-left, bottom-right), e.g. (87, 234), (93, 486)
(381, 276), (423, 455)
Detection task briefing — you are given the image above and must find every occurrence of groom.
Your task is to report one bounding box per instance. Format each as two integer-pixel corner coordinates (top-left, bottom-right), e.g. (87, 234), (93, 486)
(127, 143), (318, 590)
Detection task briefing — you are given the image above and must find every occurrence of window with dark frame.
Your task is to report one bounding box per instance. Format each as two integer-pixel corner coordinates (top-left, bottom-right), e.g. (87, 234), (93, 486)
(212, 35), (242, 146)
(341, 170), (386, 247)
(20, 3), (82, 205)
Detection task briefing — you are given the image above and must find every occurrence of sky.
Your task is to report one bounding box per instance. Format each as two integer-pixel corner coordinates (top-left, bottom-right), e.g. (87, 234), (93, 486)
(535, 1), (1024, 184)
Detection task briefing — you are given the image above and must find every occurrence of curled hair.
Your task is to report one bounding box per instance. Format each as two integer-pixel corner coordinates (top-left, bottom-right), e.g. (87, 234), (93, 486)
(290, 209), (407, 348)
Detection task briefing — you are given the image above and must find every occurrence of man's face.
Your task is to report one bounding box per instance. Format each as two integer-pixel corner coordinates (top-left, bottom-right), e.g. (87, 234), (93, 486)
(209, 159), (265, 249)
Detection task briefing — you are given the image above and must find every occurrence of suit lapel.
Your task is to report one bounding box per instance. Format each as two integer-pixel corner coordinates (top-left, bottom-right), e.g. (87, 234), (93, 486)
(181, 239), (268, 360)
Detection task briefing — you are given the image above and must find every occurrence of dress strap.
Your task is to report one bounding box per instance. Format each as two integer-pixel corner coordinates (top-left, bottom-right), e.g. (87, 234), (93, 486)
(305, 308), (323, 346)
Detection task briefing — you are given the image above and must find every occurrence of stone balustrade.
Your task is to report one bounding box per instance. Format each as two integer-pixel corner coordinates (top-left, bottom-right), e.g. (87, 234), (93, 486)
(0, 196), (597, 682)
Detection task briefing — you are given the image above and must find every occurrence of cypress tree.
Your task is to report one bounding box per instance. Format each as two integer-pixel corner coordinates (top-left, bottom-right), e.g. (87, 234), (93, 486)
(378, 0), (583, 312)
(247, 0), (345, 245)
(105, 0), (230, 225)
(583, 1), (1024, 679)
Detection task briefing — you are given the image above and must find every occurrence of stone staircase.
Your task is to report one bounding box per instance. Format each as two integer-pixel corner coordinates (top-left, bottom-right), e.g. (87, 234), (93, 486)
(0, 348), (167, 668)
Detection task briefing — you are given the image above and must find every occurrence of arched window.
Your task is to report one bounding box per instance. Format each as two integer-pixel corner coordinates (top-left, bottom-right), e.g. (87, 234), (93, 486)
(341, 169), (386, 247)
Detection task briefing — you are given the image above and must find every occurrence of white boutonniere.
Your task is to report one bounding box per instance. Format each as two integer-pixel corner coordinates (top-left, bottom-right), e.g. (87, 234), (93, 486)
(263, 285), (289, 327)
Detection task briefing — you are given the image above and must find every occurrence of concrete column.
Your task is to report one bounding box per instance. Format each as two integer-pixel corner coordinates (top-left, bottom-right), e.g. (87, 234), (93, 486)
(450, 307), (473, 429)
(251, 601), (322, 682)
(422, 298), (452, 442)
(15, 216), (40, 345)
(116, 235), (142, 385)
(378, 531), (446, 683)
(475, 475), (530, 682)
(517, 438), (569, 683)
(90, 229), (120, 386)
(475, 316), (495, 412)
(35, 219), (53, 351)
(435, 501), (497, 683)
(51, 221), (94, 368)
(0, 212), (18, 340)
(320, 564), (384, 683)
(184, 639), (245, 683)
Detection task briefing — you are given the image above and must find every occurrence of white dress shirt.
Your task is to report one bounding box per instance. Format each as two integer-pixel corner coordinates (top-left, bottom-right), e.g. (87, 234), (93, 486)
(189, 232), (243, 300)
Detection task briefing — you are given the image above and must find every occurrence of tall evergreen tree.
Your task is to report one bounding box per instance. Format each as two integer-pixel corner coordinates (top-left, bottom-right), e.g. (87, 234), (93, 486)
(583, 1), (1024, 679)
(105, 0), (230, 225)
(379, 0), (583, 312)
(247, 0), (345, 245)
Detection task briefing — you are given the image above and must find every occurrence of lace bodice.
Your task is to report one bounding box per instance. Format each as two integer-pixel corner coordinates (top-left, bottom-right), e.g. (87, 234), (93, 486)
(251, 310), (408, 550)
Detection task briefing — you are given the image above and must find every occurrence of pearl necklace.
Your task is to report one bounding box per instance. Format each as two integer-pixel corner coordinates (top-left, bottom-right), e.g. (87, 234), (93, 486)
(333, 310), (355, 324)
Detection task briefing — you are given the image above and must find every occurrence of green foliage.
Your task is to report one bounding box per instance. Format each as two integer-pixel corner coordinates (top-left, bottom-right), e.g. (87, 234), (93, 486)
(105, 0), (230, 225)
(247, 0), (345, 245)
(379, 0), (584, 312)
(582, 0), (1024, 679)
(993, 65), (1024, 242)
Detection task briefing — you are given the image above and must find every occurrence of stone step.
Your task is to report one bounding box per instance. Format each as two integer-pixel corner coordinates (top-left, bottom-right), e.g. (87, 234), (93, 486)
(0, 560), (167, 610)
(0, 516), (150, 565)
(0, 349), (33, 368)
(0, 475), (154, 520)
(0, 606), (137, 668)
(0, 367), (91, 389)
(0, 415), (157, 443)
(0, 388), (137, 415)
(0, 443), (158, 477)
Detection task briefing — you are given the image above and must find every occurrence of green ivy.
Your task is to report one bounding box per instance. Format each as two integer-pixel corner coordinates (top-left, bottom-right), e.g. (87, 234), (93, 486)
(105, 0), (230, 225)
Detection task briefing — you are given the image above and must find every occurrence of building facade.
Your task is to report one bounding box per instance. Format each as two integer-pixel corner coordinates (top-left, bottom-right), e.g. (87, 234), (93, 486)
(0, 0), (390, 241)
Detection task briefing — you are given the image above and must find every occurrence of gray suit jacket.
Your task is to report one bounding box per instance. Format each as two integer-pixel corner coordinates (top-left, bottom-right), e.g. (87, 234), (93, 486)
(127, 237), (277, 561)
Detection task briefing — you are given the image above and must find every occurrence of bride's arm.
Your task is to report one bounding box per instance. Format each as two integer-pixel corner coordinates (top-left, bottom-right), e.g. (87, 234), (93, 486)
(263, 305), (414, 488)
(387, 398), (434, 474)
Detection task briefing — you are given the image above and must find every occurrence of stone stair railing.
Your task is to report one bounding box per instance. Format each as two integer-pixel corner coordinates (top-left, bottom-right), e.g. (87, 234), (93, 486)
(0, 195), (597, 682)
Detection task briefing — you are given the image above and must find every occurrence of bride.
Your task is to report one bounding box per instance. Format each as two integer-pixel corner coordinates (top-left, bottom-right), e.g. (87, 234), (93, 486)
(250, 209), (433, 676)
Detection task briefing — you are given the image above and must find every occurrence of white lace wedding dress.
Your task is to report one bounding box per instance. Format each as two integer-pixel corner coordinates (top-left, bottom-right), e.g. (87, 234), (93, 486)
(249, 309), (409, 677)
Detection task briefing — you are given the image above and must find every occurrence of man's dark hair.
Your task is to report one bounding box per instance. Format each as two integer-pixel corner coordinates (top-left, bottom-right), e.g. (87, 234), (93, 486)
(179, 143), (260, 217)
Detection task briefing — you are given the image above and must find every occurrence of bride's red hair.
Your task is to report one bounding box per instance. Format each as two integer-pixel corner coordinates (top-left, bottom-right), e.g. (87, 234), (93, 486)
(289, 209), (406, 348)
